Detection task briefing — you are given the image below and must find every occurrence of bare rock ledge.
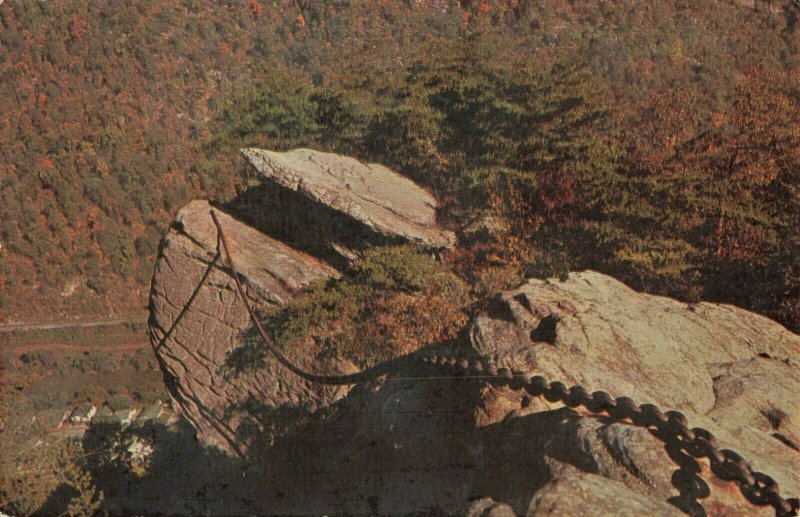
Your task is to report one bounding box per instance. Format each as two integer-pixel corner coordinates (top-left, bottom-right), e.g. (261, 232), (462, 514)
(242, 147), (456, 250)
(469, 272), (800, 516)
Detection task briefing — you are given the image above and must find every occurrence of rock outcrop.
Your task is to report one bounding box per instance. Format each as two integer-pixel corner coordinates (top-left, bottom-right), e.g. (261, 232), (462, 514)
(467, 272), (800, 516)
(147, 150), (799, 516)
(148, 200), (350, 453)
(149, 149), (457, 454)
(242, 148), (455, 250)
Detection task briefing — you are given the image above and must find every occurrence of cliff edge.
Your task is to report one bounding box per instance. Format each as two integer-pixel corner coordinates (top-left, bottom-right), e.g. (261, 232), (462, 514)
(146, 149), (799, 516)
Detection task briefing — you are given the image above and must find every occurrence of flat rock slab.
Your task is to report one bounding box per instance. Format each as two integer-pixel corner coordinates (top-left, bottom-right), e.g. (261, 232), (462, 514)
(242, 148), (455, 250)
(148, 200), (351, 453)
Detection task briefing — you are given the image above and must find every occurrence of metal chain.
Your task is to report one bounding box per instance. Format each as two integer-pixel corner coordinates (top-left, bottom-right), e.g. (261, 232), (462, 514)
(416, 355), (800, 517)
(210, 210), (800, 517)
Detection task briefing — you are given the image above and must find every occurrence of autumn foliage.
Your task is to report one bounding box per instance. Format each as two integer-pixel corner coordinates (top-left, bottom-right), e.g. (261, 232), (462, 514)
(0, 0), (798, 334)
(2, 1), (800, 515)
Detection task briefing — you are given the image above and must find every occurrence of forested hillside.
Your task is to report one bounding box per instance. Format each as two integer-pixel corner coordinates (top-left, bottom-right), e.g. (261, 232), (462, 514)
(1, 0), (798, 330)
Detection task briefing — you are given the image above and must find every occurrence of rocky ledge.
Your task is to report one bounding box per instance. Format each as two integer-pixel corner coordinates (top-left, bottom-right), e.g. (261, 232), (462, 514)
(242, 147), (455, 250)
(148, 200), (348, 453)
(147, 149), (799, 516)
(148, 150), (455, 453)
(466, 272), (799, 516)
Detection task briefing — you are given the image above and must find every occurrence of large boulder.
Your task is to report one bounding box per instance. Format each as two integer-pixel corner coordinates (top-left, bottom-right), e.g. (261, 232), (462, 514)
(468, 271), (800, 516)
(241, 148), (455, 250)
(148, 200), (351, 453)
(148, 147), (460, 455)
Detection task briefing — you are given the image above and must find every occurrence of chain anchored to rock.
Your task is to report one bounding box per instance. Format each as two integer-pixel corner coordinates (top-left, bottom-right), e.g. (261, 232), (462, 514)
(210, 209), (800, 517)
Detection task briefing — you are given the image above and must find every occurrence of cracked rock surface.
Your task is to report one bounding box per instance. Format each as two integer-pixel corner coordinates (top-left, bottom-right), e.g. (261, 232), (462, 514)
(470, 271), (800, 516)
(148, 200), (352, 453)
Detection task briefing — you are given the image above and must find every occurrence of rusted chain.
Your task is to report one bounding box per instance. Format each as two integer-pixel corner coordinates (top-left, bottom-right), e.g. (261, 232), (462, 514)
(478, 368), (799, 517)
(210, 209), (799, 517)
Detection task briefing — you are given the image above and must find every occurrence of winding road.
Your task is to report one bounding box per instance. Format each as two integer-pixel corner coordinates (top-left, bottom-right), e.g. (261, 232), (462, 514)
(0, 312), (149, 354)
(0, 313), (147, 334)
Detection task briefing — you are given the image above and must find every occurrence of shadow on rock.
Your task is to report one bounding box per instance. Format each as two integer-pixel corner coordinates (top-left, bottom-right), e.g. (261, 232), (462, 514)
(218, 181), (405, 271)
(76, 352), (650, 516)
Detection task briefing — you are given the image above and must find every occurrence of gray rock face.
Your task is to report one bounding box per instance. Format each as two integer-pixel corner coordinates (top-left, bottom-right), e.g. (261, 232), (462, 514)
(469, 271), (800, 516)
(148, 200), (351, 453)
(242, 148), (455, 250)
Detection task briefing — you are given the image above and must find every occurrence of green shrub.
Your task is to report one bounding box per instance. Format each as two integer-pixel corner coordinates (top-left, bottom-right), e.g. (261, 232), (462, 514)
(95, 227), (134, 279)
(107, 393), (133, 412)
(226, 245), (470, 373)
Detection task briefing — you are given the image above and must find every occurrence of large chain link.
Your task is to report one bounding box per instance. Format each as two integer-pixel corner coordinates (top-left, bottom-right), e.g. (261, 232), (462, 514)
(415, 354), (800, 516)
(210, 210), (800, 517)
